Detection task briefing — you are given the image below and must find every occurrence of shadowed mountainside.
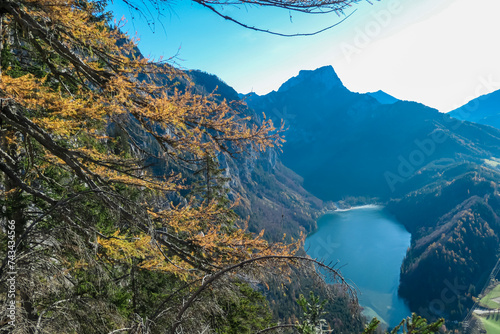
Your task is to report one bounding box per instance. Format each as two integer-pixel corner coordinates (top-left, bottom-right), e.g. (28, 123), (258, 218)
(449, 89), (500, 130)
(244, 66), (500, 320)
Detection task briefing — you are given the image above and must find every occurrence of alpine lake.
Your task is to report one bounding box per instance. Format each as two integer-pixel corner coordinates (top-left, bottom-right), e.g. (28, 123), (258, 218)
(305, 205), (412, 328)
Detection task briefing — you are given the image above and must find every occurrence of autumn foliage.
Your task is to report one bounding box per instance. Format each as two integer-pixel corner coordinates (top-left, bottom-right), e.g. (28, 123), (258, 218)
(0, 0), (360, 333)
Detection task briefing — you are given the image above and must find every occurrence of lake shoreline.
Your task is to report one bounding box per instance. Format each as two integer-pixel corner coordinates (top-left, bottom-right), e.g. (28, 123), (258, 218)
(329, 204), (383, 212)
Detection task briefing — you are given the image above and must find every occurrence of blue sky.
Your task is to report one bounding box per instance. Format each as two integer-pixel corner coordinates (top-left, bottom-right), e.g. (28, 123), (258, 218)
(108, 0), (500, 112)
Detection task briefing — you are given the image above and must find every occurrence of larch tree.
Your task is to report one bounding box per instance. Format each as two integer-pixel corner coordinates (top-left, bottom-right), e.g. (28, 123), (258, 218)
(0, 0), (361, 333)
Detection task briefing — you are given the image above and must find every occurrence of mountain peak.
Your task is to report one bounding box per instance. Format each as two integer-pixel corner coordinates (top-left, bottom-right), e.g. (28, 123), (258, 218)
(366, 90), (399, 105)
(278, 65), (344, 93)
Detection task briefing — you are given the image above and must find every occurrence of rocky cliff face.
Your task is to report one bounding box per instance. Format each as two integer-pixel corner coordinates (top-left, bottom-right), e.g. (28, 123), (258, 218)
(185, 70), (330, 242)
(278, 66), (345, 93)
(220, 147), (327, 241)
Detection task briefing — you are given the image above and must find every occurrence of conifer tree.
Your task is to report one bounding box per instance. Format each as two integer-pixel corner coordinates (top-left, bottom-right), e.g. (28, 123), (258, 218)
(191, 152), (231, 205)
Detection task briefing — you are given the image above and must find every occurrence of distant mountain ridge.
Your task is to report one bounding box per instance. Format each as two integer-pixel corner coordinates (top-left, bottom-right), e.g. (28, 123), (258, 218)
(245, 66), (500, 200)
(448, 89), (500, 129)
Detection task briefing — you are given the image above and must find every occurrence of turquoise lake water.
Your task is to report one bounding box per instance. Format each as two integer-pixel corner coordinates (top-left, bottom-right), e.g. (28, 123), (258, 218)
(304, 205), (411, 328)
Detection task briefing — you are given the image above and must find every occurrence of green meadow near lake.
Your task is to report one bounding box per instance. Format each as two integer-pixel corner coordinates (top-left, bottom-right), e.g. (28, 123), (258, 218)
(480, 285), (500, 309)
(478, 316), (500, 334)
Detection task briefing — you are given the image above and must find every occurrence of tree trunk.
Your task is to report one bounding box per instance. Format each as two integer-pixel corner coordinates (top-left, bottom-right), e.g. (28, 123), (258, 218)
(0, 35), (38, 328)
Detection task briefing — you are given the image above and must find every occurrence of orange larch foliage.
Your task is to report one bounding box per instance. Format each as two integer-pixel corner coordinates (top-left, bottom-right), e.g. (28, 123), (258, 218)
(0, 0), (291, 282)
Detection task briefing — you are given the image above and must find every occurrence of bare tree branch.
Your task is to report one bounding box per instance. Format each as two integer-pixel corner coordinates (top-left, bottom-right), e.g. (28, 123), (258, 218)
(255, 324), (298, 333)
(170, 255), (354, 334)
(192, 0), (358, 37)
